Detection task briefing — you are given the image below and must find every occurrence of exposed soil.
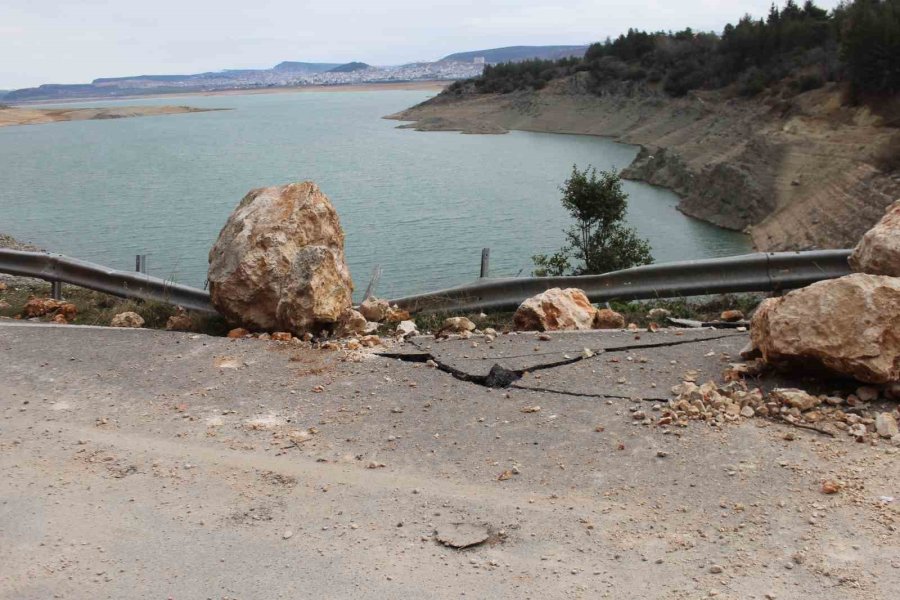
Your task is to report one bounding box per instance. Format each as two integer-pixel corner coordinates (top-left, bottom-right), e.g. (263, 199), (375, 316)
(387, 76), (900, 251)
(0, 105), (225, 128)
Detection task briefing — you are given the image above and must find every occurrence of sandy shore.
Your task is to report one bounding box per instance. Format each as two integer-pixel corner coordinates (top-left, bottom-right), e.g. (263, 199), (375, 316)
(0, 105), (225, 128)
(7, 80), (449, 107)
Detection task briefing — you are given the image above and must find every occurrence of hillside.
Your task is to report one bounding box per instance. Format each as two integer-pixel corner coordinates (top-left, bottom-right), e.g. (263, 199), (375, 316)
(440, 45), (588, 64)
(328, 62), (370, 73)
(272, 62), (342, 73)
(388, 75), (899, 252)
(389, 0), (900, 252)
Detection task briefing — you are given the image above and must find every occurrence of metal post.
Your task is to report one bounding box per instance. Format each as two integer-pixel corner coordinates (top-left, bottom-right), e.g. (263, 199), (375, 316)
(363, 264), (382, 302)
(480, 248), (490, 278)
(135, 254), (141, 272)
(50, 280), (62, 300)
(141, 255), (147, 274)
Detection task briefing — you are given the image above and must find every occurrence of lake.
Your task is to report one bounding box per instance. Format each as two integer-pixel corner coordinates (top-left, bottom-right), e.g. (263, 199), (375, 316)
(0, 90), (750, 300)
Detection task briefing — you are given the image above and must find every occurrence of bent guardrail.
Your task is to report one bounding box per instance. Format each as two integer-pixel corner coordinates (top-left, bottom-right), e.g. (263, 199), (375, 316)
(1, 248), (851, 317)
(388, 250), (852, 314)
(0, 249), (217, 314)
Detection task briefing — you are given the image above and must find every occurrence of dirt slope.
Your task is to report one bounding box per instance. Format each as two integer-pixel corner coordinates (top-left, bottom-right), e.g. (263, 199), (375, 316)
(387, 76), (900, 251)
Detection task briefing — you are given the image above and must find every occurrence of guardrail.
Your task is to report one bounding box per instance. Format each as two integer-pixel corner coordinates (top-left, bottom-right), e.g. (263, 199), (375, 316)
(0, 249), (216, 314)
(1, 248), (852, 317)
(388, 250), (852, 314)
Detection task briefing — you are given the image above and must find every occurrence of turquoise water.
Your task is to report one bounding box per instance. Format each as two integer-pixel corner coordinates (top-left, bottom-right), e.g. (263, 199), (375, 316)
(0, 91), (750, 299)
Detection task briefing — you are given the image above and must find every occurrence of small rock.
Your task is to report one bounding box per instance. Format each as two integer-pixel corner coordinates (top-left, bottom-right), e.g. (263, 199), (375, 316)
(821, 480), (843, 494)
(336, 308), (368, 336)
(875, 413), (899, 438)
(770, 388), (821, 411)
(282, 530), (294, 539)
(595, 308), (626, 329)
(359, 297), (390, 322)
(441, 316), (476, 334)
(514, 288), (597, 331)
(110, 311), (144, 328)
(435, 523), (490, 549)
(848, 198), (900, 276)
(709, 564), (724, 574)
(227, 327), (249, 338)
(856, 386), (879, 402)
(396, 320), (418, 338)
(647, 308), (671, 320)
(720, 310), (744, 322)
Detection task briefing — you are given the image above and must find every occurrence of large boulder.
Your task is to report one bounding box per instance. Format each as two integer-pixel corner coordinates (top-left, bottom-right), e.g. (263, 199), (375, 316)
(849, 199), (900, 276)
(513, 288), (597, 331)
(750, 274), (900, 384)
(208, 182), (353, 335)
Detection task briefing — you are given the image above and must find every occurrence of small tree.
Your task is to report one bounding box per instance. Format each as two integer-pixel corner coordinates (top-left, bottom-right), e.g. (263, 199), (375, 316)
(533, 165), (653, 276)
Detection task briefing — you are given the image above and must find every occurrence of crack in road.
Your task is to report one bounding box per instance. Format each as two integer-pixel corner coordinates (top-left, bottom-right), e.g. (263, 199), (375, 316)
(378, 332), (743, 389)
(509, 384), (670, 402)
(414, 332), (744, 362)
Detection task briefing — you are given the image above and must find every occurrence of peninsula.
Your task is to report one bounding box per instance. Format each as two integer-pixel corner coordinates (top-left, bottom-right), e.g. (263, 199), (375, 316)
(0, 105), (224, 128)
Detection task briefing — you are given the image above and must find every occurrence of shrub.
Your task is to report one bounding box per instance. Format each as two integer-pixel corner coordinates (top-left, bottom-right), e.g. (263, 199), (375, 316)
(533, 166), (653, 276)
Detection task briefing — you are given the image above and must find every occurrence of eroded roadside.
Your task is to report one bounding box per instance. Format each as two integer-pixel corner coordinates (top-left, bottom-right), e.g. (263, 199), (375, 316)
(386, 80), (900, 252)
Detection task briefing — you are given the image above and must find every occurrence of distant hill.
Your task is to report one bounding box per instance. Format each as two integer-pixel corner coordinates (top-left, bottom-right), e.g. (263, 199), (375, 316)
(327, 62), (370, 73)
(273, 62), (342, 74)
(6, 46), (590, 102)
(440, 45), (589, 64)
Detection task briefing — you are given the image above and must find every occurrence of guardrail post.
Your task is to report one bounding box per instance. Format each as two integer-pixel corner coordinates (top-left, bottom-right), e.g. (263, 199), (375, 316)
(50, 280), (62, 300)
(480, 248), (490, 278)
(135, 254), (147, 274)
(363, 264), (382, 302)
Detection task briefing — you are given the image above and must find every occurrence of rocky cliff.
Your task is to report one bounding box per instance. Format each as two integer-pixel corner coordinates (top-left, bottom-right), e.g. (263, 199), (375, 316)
(387, 76), (900, 251)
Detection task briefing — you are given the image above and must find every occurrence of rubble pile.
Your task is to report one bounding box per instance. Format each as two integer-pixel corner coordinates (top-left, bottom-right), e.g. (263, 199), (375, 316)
(663, 375), (900, 445)
(21, 297), (77, 322)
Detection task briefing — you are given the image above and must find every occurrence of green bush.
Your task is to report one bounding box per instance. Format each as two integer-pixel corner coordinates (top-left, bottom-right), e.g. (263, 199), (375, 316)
(533, 166), (653, 276)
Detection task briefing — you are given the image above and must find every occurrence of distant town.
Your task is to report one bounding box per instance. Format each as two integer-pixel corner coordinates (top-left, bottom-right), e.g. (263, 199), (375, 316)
(1, 45), (589, 102)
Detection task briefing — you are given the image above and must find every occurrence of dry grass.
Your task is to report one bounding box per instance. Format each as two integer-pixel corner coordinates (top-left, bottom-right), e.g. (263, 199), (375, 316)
(0, 281), (229, 335)
(407, 293), (765, 333)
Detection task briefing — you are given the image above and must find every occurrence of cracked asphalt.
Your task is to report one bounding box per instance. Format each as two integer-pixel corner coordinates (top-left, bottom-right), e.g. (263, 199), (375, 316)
(1, 322), (898, 599)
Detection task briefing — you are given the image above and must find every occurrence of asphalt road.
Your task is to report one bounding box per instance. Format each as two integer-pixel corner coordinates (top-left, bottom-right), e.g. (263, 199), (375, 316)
(1, 322), (897, 599)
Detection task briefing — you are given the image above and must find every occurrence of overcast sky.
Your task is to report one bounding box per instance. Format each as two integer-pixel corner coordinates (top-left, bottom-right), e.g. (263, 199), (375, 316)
(0, 0), (843, 89)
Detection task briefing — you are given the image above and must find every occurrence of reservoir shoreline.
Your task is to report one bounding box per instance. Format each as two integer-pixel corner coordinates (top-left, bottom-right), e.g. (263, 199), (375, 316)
(5, 81), (449, 107)
(385, 79), (899, 252)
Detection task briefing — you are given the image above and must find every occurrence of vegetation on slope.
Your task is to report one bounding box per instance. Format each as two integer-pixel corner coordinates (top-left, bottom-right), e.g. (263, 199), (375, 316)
(444, 0), (900, 101)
